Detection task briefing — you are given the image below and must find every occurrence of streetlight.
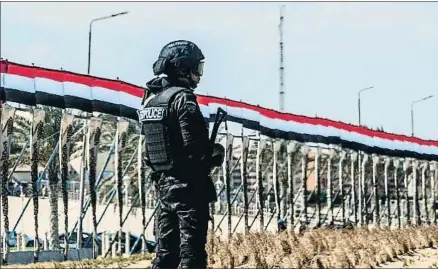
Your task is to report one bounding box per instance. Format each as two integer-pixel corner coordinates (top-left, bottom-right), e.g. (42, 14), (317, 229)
(357, 86), (373, 225)
(87, 11), (129, 74)
(411, 95), (434, 136)
(82, 12), (129, 255)
(357, 86), (374, 125)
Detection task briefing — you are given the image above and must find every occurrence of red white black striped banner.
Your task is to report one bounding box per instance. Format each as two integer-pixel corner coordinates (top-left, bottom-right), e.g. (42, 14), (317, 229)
(1, 60), (437, 161)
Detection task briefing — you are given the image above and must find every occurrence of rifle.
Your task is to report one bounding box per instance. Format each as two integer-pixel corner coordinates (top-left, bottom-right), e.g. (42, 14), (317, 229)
(207, 108), (227, 223)
(209, 108), (227, 168)
(210, 107), (227, 143)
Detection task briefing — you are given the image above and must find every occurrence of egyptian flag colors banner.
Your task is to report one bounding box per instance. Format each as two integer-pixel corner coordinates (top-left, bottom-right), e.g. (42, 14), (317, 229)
(1, 60), (438, 161)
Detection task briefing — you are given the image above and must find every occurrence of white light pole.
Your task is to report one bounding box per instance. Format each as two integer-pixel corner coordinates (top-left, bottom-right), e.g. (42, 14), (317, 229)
(357, 86), (374, 125)
(87, 11), (129, 74)
(411, 95), (434, 136)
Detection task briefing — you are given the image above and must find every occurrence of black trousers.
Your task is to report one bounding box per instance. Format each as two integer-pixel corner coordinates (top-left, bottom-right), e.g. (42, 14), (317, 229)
(152, 174), (210, 269)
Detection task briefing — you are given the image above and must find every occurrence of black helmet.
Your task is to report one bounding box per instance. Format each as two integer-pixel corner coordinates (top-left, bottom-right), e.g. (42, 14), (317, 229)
(153, 40), (205, 78)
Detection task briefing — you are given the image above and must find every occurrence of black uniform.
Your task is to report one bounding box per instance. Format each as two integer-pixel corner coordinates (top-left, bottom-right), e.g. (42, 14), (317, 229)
(139, 76), (216, 269)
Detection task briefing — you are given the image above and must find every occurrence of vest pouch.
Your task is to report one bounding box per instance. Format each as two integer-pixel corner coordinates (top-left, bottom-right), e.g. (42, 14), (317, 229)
(144, 121), (174, 172)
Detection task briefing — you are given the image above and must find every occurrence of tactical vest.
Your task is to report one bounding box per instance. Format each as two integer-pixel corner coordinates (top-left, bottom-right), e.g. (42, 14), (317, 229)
(138, 87), (187, 172)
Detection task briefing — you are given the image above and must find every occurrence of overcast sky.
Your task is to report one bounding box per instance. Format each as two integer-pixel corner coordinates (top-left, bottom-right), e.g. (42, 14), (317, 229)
(1, 1), (437, 140)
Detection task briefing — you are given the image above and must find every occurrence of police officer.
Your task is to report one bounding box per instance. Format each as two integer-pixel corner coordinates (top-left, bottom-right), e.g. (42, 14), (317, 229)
(138, 40), (223, 269)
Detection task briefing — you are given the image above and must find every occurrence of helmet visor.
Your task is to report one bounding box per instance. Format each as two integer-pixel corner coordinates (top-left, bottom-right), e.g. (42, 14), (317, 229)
(194, 61), (204, 76)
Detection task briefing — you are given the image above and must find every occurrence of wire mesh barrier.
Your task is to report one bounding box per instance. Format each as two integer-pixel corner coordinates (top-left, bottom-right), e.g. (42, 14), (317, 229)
(1, 60), (437, 265)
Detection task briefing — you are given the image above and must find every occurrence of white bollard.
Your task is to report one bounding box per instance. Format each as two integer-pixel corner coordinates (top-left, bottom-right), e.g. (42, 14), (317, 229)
(101, 231), (106, 256)
(44, 232), (49, 250)
(141, 235), (146, 254)
(21, 234), (27, 250)
(16, 233), (21, 250)
(125, 232), (130, 256)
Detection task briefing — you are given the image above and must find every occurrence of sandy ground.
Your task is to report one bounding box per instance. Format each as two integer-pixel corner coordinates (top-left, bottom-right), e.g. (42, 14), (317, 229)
(377, 247), (438, 268)
(94, 247), (438, 268)
(122, 259), (152, 268)
(115, 247), (438, 269)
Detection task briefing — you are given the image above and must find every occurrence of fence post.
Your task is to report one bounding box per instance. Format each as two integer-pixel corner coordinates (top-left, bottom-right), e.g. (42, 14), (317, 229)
(137, 134), (147, 254)
(256, 139), (266, 232)
(241, 136), (250, 234)
(77, 126), (87, 252)
(350, 151), (358, 225)
(1, 107), (16, 264)
(403, 160), (411, 226)
(412, 160), (420, 225)
(60, 113), (74, 261)
(87, 117), (103, 259)
(393, 159), (402, 228)
(272, 140), (282, 231)
(372, 155), (379, 226)
(431, 162), (437, 224)
(315, 146), (322, 227)
(420, 162), (428, 223)
(300, 145), (309, 225)
(115, 121), (129, 256)
(339, 151), (346, 225)
(359, 153), (368, 226)
(384, 157), (391, 227)
(224, 134), (234, 238)
(287, 142), (299, 230)
(30, 109), (45, 262)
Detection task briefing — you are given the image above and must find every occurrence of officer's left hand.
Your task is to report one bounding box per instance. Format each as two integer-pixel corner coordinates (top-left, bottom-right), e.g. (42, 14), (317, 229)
(211, 143), (225, 167)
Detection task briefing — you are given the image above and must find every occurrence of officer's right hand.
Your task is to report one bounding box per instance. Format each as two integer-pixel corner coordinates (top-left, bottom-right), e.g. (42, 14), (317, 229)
(211, 143), (225, 167)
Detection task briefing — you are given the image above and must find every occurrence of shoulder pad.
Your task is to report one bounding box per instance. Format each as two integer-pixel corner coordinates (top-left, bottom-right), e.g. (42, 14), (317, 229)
(159, 87), (190, 102)
(142, 93), (156, 108)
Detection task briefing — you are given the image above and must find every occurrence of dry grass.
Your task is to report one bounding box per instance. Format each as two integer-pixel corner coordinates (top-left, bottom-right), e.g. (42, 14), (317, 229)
(3, 225), (438, 269)
(207, 225), (438, 268)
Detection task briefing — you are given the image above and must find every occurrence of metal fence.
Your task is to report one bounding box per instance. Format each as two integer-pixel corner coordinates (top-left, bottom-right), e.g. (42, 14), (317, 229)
(1, 106), (437, 264)
(1, 60), (437, 263)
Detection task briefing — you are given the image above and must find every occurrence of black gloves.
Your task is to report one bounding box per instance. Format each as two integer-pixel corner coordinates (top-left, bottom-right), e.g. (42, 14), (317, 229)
(210, 143), (225, 168)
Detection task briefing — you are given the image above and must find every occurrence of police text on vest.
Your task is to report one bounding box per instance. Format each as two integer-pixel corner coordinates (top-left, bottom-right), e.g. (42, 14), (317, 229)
(138, 107), (166, 121)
